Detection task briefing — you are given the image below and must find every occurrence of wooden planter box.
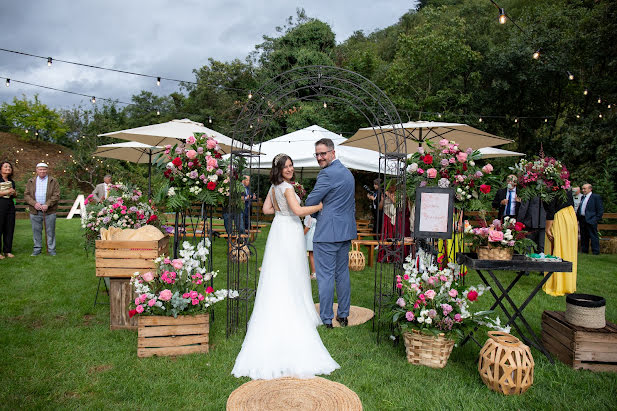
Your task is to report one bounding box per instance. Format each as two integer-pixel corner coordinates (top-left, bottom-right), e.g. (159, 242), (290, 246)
(137, 314), (209, 358)
(541, 310), (617, 372)
(95, 236), (169, 278)
(110, 278), (137, 330)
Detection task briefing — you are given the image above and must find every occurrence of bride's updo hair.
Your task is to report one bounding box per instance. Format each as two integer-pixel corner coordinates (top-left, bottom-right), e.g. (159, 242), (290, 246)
(270, 153), (293, 185)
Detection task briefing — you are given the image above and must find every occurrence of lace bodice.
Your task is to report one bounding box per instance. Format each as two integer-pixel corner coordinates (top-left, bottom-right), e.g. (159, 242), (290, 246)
(272, 182), (299, 216)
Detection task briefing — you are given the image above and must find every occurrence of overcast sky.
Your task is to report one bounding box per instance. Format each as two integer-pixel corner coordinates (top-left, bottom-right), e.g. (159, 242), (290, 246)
(0, 0), (416, 111)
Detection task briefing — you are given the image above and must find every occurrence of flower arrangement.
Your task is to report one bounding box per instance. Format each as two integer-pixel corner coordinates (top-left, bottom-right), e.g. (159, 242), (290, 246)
(82, 183), (161, 249)
(388, 251), (507, 342)
(406, 139), (495, 210)
(464, 216), (536, 254)
(292, 181), (306, 201)
(129, 240), (238, 318)
(511, 156), (571, 203)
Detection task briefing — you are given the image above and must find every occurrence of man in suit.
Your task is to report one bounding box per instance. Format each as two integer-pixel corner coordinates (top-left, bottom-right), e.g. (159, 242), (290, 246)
(578, 183), (604, 255)
(572, 186), (583, 213)
(241, 175), (256, 231)
(305, 138), (357, 328)
(517, 196), (546, 253)
(492, 174), (521, 221)
(91, 175), (112, 203)
(24, 163), (60, 256)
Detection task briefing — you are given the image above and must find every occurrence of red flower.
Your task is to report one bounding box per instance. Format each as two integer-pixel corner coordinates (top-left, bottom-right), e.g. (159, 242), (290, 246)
(207, 181), (216, 190)
(128, 309), (137, 318)
(422, 154), (433, 165)
(163, 169), (171, 178)
(467, 290), (478, 301)
(514, 222), (525, 231)
(437, 255), (445, 264)
(462, 163), (468, 171)
(172, 157), (182, 167)
(205, 286), (214, 294)
(146, 215), (158, 224)
(214, 152), (222, 159)
(479, 184), (491, 194)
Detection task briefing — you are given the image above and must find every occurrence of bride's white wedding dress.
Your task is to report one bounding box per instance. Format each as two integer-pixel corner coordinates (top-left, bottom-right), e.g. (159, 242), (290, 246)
(232, 181), (339, 380)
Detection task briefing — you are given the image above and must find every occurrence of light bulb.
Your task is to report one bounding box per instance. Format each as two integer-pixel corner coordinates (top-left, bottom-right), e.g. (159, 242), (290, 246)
(47, 57), (52, 67)
(249, 124), (253, 129)
(25, 129), (29, 134)
(608, 104), (612, 109)
(499, 8), (506, 24)
(479, 118), (483, 122)
(157, 77), (161, 86)
(91, 96), (96, 104)
(156, 110), (160, 116)
(597, 98), (602, 104)
(576, 114), (580, 119)
(5, 78), (9, 87)
(323, 102), (327, 108)
(437, 113), (442, 118)
(599, 114), (603, 118)
(208, 116), (212, 124)
(532, 50), (540, 60)
(514, 118), (518, 123)
(568, 71), (574, 81)
(583, 89), (588, 95)
(248, 91), (253, 99)
(544, 118), (548, 122)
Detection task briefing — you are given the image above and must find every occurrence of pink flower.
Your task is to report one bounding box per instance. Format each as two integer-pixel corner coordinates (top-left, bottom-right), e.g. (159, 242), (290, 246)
(206, 156), (218, 170)
(403, 274), (410, 280)
(187, 135), (196, 145)
(428, 309), (437, 318)
(454, 313), (462, 322)
(198, 294), (204, 301)
(206, 139), (217, 149)
(148, 298), (157, 307)
(165, 144), (172, 149)
(467, 290), (479, 301)
(417, 168), (424, 175)
(197, 147), (204, 154)
(189, 290), (198, 299)
(396, 283), (403, 289)
(139, 294), (148, 303)
(448, 289), (458, 298)
(134, 297), (141, 305)
(456, 152), (468, 163)
(171, 259), (183, 270)
(425, 289), (436, 299)
(482, 164), (494, 174)
(396, 297), (406, 307)
(191, 298), (199, 305)
(488, 230), (504, 242)
(182, 293), (190, 298)
(439, 138), (449, 146)
(449, 157), (456, 164)
(426, 168), (438, 179)
(159, 289), (173, 301)
(186, 149), (197, 159)
(135, 305), (144, 313)
(164, 258), (171, 265)
(205, 286), (214, 294)
(441, 303), (453, 316)
(405, 311), (415, 321)
(142, 272), (154, 282)
(440, 275), (447, 282)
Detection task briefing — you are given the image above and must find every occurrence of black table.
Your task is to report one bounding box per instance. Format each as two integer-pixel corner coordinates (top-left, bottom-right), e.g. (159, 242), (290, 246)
(457, 253), (573, 363)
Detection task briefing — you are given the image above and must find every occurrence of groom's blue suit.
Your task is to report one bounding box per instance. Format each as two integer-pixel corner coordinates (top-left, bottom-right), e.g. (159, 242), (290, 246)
(305, 159), (357, 324)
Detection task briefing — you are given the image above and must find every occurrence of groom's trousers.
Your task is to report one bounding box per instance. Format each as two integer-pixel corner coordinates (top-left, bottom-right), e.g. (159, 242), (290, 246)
(313, 240), (351, 324)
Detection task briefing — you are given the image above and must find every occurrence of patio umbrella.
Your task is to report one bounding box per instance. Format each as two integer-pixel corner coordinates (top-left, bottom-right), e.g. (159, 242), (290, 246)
(341, 121), (513, 154)
(98, 118), (252, 154)
(477, 147), (525, 159)
(93, 141), (165, 198)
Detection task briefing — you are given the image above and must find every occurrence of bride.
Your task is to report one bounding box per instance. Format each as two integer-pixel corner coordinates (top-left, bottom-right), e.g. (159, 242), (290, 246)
(232, 154), (340, 380)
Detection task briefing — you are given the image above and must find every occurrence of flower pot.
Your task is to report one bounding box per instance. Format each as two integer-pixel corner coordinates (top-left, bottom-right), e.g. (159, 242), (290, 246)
(478, 331), (534, 395)
(477, 245), (513, 261)
(137, 314), (209, 358)
(402, 330), (455, 369)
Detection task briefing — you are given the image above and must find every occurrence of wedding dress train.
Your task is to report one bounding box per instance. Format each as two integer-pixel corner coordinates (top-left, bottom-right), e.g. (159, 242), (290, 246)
(232, 181), (339, 380)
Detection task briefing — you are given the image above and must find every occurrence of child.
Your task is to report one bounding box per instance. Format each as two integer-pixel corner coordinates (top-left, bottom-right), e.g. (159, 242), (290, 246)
(303, 215), (317, 280)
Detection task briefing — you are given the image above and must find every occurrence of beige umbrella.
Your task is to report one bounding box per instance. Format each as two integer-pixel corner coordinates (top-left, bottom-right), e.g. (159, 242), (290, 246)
(477, 147), (525, 159)
(98, 118), (253, 154)
(341, 121), (513, 154)
(93, 141), (166, 198)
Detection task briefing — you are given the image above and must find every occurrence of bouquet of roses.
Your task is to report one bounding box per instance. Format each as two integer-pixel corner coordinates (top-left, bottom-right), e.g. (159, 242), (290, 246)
(129, 240), (238, 318)
(464, 216), (536, 254)
(406, 139), (496, 210)
(82, 183), (161, 250)
(387, 251), (508, 342)
(512, 156), (571, 203)
(292, 181), (306, 201)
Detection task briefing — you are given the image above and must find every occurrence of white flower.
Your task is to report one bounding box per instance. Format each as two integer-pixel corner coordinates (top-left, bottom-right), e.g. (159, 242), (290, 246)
(425, 318), (433, 325)
(166, 162), (175, 169)
(469, 160), (475, 166)
(182, 178), (188, 183)
(168, 187), (176, 196)
(417, 317), (425, 323)
(408, 163), (418, 173)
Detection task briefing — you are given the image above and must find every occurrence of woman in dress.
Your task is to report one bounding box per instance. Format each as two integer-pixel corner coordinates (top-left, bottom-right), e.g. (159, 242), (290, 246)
(0, 161), (17, 259)
(543, 189), (577, 296)
(232, 154), (339, 380)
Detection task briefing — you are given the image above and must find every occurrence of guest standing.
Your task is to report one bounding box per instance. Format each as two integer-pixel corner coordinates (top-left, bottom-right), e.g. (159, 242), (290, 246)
(492, 175), (521, 220)
(577, 183), (604, 255)
(367, 178), (383, 237)
(0, 161), (17, 259)
(241, 175), (256, 232)
(517, 196), (546, 253)
(571, 186), (583, 213)
(24, 163), (60, 256)
(91, 174), (112, 203)
(543, 190), (577, 296)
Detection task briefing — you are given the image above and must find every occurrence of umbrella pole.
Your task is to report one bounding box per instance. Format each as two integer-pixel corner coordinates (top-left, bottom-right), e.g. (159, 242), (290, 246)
(148, 151), (152, 199)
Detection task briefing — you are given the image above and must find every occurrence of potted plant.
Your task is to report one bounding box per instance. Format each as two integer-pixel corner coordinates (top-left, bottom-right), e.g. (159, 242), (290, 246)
(464, 216), (537, 260)
(129, 240), (238, 357)
(387, 251), (507, 368)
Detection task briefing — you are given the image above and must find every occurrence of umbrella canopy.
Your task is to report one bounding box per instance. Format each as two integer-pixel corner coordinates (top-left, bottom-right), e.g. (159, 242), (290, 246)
(93, 141), (165, 163)
(98, 118), (252, 154)
(477, 147), (525, 159)
(341, 121), (513, 154)
(249, 125), (399, 177)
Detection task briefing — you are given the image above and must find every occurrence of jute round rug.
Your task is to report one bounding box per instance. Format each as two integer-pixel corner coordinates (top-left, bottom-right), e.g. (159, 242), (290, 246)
(314, 303), (374, 327)
(226, 377), (362, 410)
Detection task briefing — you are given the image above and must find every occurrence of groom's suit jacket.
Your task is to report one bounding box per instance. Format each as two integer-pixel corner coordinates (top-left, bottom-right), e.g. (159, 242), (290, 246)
(305, 159), (357, 243)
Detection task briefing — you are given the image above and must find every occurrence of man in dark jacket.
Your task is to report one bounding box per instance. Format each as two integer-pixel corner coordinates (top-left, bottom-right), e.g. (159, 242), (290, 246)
(517, 196), (546, 253)
(492, 175), (521, 221)
(578, 183), (604, 255)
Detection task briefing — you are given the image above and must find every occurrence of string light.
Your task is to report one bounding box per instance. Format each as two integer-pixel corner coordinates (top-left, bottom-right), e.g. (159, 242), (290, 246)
(568, 71), (574, 81)
(499, 8), (507, 24)
(91, 96), (96, 103)
(25, 129), (29, 133)
(478, 117), (483, 122)
(47, 57), (52, 67)
(608, 104), (612, 109)
(576, 114), (580, 119)
(156, 77), (161, 86)
(599, 114), (603, 118)
(583, 89), (588, 95)
(156, 110), (160, 116)
(5, 78), (9, 87)
(437, 113), (442, 118)
(597, 97), (602, 104)
(248, 90), (253, 99)
(208, 116), (212, 124)
(514, 118), (518, 123)
(532, 50), (540, 60)
(544, 118), (548, 122)
(323, 101), (327, 108)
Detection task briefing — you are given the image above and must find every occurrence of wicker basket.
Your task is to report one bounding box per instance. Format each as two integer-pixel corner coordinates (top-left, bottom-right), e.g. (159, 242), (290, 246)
(478, 331), (534, 395)
(477, 245), (513, 261)
(599, 238), (617, 254)
(229, 243), (250, 263)
(402, 330), (455, 368)
(565, 293), (606, 329)
(348, 243), (366, 271)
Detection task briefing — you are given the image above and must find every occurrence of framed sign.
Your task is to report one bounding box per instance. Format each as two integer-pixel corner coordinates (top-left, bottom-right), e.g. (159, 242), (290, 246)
(413, 187), (454, 239)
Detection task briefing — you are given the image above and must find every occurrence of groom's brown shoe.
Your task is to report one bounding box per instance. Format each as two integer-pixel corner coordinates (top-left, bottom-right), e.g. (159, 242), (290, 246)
(336, 316), (348, 327)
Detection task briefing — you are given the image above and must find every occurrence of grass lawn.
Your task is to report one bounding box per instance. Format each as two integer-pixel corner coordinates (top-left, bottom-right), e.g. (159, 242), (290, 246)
(1, 219), (616, 410)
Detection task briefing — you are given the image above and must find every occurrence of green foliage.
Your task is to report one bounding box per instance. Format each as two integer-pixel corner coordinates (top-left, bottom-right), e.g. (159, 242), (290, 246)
(1, 94), (68, 143)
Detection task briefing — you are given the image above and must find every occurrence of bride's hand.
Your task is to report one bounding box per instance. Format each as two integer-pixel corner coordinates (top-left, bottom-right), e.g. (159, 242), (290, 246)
(318, 202), (323, 211)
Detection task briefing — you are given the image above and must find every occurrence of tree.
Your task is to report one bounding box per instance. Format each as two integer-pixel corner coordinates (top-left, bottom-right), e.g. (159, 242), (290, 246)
(1, 94), (68, 143)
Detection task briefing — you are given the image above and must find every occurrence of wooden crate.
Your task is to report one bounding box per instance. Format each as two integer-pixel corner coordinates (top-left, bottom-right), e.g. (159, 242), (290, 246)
(541, 310), (617, 372)
(110, 278), (137, 330)
(95, 236), (169, 277)
(137, 314), (209, 358)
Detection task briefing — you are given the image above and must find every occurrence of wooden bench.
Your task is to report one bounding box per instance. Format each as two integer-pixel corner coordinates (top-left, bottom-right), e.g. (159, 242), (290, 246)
(14, 199), (75, 219)
(352, 238), (415, 267)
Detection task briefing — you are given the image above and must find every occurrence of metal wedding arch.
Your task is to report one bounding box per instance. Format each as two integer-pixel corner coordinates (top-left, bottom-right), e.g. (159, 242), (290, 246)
(226, 65), (409, 340)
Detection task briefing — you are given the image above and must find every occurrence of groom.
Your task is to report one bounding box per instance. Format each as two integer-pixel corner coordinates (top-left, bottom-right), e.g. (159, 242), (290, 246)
(305, 138), (356, 328)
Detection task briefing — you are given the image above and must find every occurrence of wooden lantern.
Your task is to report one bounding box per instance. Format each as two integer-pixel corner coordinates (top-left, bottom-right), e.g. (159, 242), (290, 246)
(229, 243), (250, 263)
(348, 243), (366, 271)
(478, 331), (534, 395)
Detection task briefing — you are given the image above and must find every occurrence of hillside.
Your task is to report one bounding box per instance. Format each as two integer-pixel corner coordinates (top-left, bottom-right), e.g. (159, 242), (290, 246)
(0, 132), (73, 182)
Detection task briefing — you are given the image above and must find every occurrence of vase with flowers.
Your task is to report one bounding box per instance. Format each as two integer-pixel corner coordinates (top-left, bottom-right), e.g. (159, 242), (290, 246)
(464, 216), (537, 260)
(511, 156), (571, 203)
